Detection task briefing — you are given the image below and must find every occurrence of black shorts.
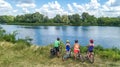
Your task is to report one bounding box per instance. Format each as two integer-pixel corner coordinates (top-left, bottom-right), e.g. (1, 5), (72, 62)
(54, 47), (59, 52)
(89, 50), (93, 52)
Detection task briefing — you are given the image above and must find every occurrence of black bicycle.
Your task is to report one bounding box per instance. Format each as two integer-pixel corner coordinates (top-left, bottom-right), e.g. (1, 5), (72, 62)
(50, 46), (62, 57)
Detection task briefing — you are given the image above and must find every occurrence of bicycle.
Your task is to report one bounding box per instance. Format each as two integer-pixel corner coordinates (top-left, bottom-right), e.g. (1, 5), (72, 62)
(85, 51), (94, 63)
(62, 51), (72, 61)
(76, 52), (84, 63)
(50, 46), (62, 57)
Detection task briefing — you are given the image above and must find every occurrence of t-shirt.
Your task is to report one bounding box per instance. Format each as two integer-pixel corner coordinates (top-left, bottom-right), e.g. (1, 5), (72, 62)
(88, 43), (94, 51)
(54, 40), (60, 47)
(66, 43), (70, 51)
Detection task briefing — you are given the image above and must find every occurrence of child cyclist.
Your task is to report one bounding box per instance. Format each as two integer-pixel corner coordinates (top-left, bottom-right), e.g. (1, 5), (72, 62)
(87, 39), (94, 57)
(65, 40), (71, 55)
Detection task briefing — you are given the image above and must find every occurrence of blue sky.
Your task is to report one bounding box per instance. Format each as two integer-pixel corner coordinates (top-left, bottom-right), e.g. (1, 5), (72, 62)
(0, 0), (120, 18)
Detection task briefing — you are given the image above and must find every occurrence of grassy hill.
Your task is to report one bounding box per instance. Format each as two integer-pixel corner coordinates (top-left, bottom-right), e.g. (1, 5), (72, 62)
(0, 41), (120, 67)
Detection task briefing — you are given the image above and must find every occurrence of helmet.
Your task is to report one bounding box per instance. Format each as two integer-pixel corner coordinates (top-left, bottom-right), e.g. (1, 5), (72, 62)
(57, 37), (60, 41)
(75, 40), (78, 43)
(90, 39), (94, 43)
(66, 40), (70, 43)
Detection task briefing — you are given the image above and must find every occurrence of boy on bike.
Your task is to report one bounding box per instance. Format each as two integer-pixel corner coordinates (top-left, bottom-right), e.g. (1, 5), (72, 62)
(54, 38), (60, 57)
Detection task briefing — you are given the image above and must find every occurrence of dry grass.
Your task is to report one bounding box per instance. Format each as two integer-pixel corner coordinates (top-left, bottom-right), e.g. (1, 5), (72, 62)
(0, 41), (120, 67)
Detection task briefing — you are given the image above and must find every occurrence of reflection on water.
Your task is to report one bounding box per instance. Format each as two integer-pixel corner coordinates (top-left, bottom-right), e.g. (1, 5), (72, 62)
(1, 25), (120, 48)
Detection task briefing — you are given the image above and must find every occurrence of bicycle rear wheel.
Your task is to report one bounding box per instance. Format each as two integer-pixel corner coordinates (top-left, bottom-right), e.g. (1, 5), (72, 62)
(89, 54), (94, 63)
(62, 54), (68, 61)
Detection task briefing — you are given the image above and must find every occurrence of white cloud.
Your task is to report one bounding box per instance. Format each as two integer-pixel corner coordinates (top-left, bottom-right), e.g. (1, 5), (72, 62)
(0, 0), (13, 15)
(13, 0), (35, 4)
(101, 0), (120, 17)
(13, 10), (18, 13)
(72, 0), (100, 16)
(16, 3), (36, 8)
(35, 1), (68, 18)
(105, 0), (115, 6)
(112, 0), (120, 6)
(1, 0), (120, 17)
(67, 4), (74, 12)
(87, 0), (100, 10)
(0, 0), (12, 10)
(22, 8), (29, 13)
(35, 0), (120, 18)
(73, 3), (85, 12)
(15, 0), (36, 14)
(71, 0), (120, 17)
(13, 0), (36, 8)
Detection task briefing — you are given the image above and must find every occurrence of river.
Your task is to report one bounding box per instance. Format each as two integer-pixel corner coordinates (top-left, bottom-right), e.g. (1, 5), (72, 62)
(1, 25), (120, 48)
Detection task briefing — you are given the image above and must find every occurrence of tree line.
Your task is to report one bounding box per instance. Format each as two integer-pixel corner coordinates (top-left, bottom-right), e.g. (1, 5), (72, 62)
(0, 12), (120, 26)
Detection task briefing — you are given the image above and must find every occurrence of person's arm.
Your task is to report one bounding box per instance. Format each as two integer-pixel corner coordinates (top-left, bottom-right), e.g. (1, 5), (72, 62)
(58, 41), (60, 46)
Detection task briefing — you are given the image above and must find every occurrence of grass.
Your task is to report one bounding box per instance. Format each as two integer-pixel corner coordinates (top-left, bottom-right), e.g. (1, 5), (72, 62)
(0, 41), (120, 67)
(1, 26), (120, 67)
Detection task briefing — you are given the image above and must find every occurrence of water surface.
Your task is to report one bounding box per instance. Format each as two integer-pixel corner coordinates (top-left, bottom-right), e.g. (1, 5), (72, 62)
(1, 25), (120, 48)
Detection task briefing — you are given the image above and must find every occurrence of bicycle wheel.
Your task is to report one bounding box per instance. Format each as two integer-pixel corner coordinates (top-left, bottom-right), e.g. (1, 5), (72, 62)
(79, 54), (84, 63)
(88, 54), (94, 63)
(62, 54), (68, 61)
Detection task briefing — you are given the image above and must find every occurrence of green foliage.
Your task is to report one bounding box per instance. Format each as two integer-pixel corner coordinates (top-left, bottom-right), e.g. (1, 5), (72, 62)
(94, 45), (104, 51)
(80, 46), (87, 53)
(94, 46), (120, 61)
(0, 15), (14, 23)
(1, 12), (120, 26)
(53, 14), (62, 23)
(97, 17), (120, 26)
(2, 31), (17, 43)
(81, 12), (97, 26)
(0, 27), (31, 45)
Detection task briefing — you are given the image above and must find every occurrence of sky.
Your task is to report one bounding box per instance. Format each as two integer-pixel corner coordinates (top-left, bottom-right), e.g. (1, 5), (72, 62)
(0, 0), (120, 18)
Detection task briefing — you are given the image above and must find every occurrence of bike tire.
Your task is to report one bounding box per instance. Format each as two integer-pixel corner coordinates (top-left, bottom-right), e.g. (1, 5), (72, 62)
(89, 54), (94, 63)
(79, 54), (84, 63)
(62, 54), (68, 61)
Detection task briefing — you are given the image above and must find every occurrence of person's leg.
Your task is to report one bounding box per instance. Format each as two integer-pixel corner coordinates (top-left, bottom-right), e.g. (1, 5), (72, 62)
(87, 51), (90, 57)
(89, 51), (93, 57)
(74, 50), (77, 60)
(57, 47), (60, 57)
(74, 53), (76, 60)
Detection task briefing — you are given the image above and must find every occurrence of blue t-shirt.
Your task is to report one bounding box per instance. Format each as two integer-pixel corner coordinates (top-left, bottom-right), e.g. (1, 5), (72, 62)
(66, 43), (70, 51)
(88, 46), (94, 51)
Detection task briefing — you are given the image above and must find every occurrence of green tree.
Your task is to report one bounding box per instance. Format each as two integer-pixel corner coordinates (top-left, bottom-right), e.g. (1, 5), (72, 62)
(0, 15), (14, 23)
(53, 14), (62, 23)
(68, 14), (82, 25)
(32, 12), (44, 23)
(61, 15), (70, 24)
(43, 16), (49, 23)
(81, 12), (97, 25)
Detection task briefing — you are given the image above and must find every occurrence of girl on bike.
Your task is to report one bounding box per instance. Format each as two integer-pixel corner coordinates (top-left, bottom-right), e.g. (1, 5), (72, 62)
(87, 39), (94, 57)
